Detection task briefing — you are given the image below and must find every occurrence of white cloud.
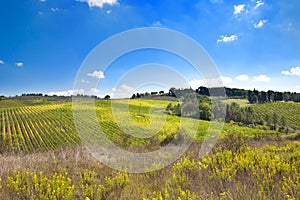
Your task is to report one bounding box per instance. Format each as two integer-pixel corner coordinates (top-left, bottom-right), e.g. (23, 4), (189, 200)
(189, 77), (231, 88)
(281, 70), (291, 75)
(77, 0), (118, 8)
(221, 76), (232, 84)
(89, 88), (99, 94)
(48, 89), (84, 96)
(106, 10), (112, 14)
(120, 84), (134, 92)
(151, 21), (162, 27)
(281, 66), (300, 77)
(254, 0), (264, 9)
(188, 79), (206, 89)
(234, 4), (245, 15)
(51, 8), (60, 12)
(112, 84), (135, 98)
(217, 35), (238, 43)
(254, 19), (268, 29)
(87, 70), (105, 79)
(252, 75), (271, 82)
(16, 62), (23, 67)
(235, 74), (249, 81)
(291, 67), (300, 76)
(40, 0), (46, 2)
(0, 60), (4, 65)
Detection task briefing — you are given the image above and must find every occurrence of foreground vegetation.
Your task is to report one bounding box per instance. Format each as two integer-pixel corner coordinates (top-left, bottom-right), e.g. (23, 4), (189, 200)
(0, 137), (299, 199)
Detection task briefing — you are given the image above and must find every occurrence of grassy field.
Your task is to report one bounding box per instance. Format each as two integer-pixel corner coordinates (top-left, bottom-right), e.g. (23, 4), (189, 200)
(225, 98), (249, 107)
(0, 98), (299, 199)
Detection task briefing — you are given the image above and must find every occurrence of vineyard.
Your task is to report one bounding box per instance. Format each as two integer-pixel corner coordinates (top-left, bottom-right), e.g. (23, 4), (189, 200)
(0, 104), (80, 153)
(252, 102), (300, 129)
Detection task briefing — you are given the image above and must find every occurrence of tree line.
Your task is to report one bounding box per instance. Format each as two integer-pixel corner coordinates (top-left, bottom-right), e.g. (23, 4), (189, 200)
(196, 86), (300, 103)
(132, 86), (300, 103)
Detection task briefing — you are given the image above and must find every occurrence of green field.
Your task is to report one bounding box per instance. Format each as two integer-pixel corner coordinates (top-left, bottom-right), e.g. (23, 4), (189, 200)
(0, 98), (299, 199)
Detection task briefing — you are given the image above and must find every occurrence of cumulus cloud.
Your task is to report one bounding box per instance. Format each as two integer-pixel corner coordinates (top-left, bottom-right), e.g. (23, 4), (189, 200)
(48, 89), (84, 96)
(77, 0), (118, 8)
(289, 67), (300, 76)
(189, 77), (231, 88)
(281, 66), (300, 76)
(151, 21), (163, 27)
(87, 70), (105, 79)
(254, 19), (268, 29)
(221, 76), (232, 84)
(106, 10), (112, 14)
(188, 79), (206, 89)
(16, 62), (23, 67)
(234, 4), (245, 15)
(120, 84), (134, 92)
(281, 70), (291, 75)
(254, 0), (264, 9)
(0, 60), (4, 65)
(252, 75), (270, 82)
(217, 35), (238, 43)
(112, 84), (135, 98)
(235, 74), (249, 81)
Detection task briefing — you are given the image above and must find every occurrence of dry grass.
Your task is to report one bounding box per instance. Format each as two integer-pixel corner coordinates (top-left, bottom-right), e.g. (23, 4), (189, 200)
(0, 138), (299, 199)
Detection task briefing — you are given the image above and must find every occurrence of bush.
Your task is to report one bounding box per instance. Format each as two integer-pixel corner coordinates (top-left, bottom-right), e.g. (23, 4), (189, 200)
(218, 131), (249, 153)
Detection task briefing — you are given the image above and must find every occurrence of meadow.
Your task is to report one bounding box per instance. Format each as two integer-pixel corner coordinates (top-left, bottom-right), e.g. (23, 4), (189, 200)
(0, 98), (299, 199)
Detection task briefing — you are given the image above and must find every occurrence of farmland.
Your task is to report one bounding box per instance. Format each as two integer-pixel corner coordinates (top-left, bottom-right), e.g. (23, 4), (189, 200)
(252, 101), (300, 130)
(0, 103), (79, 153)
(0, 99), (284, 154)
(0, 98), (299, 199)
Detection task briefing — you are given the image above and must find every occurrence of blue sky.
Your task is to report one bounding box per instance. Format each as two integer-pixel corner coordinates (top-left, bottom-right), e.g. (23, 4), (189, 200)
(0, 0), (300, 97)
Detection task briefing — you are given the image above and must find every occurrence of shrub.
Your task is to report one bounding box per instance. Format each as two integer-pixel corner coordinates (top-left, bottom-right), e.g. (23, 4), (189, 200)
(7, 170), (74, 200)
